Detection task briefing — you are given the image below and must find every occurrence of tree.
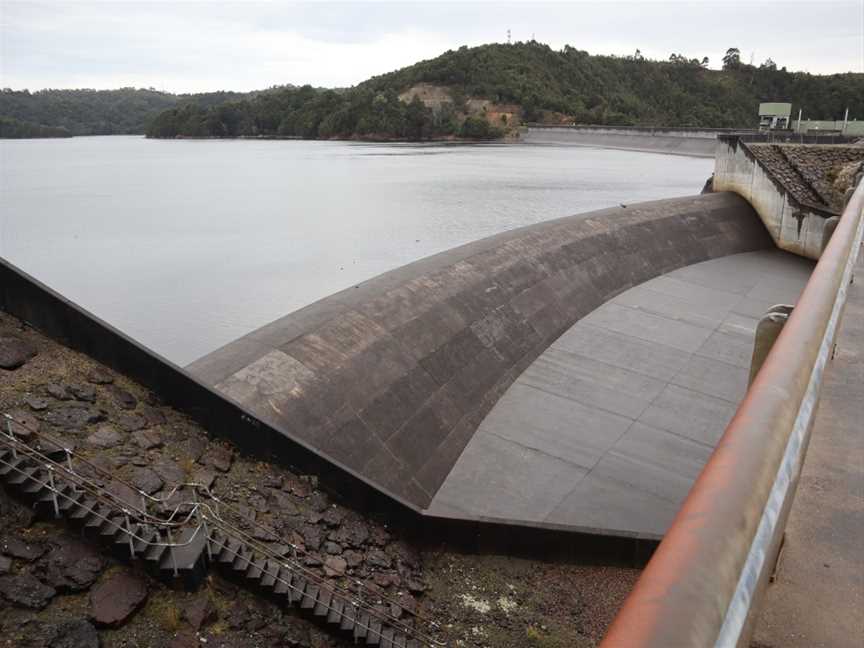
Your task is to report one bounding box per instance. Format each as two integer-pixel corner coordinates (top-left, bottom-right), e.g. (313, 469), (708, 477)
(722, 48), (741, 70)
(701, 56), (709, 68)
(760, 58), (777, 71)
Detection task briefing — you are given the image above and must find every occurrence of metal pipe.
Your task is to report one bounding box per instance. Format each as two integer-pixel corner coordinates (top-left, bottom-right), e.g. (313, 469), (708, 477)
(600, 180), (864, 648)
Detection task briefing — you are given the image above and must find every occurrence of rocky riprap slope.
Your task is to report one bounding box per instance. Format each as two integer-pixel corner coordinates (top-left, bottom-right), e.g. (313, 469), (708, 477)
(748, 144), (864, 212)
(0, 310), (640, 647)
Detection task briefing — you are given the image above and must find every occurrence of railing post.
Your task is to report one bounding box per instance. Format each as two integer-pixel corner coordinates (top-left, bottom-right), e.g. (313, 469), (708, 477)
(6, 421), (17, 460)
(124, 512), (136, 558)
(749, 304), (794, 385)
(193, 490), (212, 561)
(166, 528), (179, 577)
(46, 466), (60, 518)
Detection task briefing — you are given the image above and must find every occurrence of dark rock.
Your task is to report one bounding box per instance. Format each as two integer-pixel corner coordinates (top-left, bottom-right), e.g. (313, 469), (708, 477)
(268, 489), (299, 516)
(268, 543), (291, 557)
(308, 492), (329, 513)
(85, 424), (123, 448)
(5, 408), (39, 437)
(191, 468), (216, 490)
(131, 455), (149, 466)
(86, 369), (114, 385)
(106, 480), (140, 510)
(39, 537), (104, 592)
(140, 407), (166, 427)
(248, 493), (269, 513)
(109, 387), (138, 410)
(366, 549), (392, 569)
(373, 572), (399, 589)
(89, 569), (148, 627)
(26, 397), (49, 412)
(303, 553), (323, 567)
(129, 467), (163, 495)
(116, 413), (146, 432)
(323, 556), (347, 577)
(343, 550), (363, 568)
(322, 507), (345, 527)
(44, 404), (105, 430)
(252, 525), (275, 542)
(45, 384), (72, 400)
(132, 430), (162, 450)
(182, 593), (217, 631)
(50, 619), (100, 648)
(0, 573), (56, 608)
(324, 542), (342, 556)
(68, 384), (97, 403)
(369, 526), (391, 547)
(262, 473), (283, 489)
(185, 437), (207, 461)
(300, 525), (322, 551)
(201, 445), (233, 472)
(0, 556), (11, 574)
(0, 335), (37, 369)
(37, 432), (76, 456)
(331, 519), (369, 548)
(1, 535), (47, 561)
(151, 458), (185, 486)
(285, 477), (310, 498)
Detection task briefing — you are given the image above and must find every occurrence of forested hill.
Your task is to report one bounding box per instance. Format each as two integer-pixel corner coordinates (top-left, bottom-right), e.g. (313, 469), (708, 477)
(5, 42), (863, 140)
(145, 43), (863, 141)
(0, 88), (252, 136)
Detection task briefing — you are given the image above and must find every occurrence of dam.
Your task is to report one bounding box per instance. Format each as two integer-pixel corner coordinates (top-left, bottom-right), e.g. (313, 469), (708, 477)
(187, 194), (810, 539)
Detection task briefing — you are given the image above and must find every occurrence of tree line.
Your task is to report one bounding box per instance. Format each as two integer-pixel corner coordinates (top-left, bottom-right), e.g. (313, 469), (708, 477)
(4, 42), (862, 140)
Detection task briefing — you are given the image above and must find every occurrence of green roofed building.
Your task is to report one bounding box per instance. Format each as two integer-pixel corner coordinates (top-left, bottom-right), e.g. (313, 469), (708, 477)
(758, 102), (793, 130)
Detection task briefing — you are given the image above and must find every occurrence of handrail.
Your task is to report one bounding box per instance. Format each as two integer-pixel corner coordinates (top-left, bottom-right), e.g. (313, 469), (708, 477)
(0, 415), (444, 646)
(601, 179), (864, 647)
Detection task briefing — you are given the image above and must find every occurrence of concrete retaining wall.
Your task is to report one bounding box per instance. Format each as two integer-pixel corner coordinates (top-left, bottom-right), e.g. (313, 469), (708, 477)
(523, 125), (724, 157)
(713, 135), (840, 259)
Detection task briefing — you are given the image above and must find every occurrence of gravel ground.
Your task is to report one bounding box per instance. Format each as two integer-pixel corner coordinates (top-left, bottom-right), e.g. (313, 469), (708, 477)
(0, 311), (640, 647)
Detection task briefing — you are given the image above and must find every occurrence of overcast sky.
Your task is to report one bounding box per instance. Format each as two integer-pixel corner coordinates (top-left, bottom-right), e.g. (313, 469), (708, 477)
(1, 1), (862, 93)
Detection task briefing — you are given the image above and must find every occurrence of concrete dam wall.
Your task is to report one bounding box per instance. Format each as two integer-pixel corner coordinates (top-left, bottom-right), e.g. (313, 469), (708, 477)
(188, 193), (773, 519)
(523, 125), (724, 157)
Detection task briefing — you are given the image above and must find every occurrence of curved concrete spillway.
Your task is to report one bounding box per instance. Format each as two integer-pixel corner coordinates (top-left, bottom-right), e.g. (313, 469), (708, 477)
(430, 250), (812, 538)
(188, 193), (775, 528)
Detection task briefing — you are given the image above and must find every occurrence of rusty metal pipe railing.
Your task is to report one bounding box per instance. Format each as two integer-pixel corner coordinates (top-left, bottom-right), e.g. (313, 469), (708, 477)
(601, 180), (864, 648)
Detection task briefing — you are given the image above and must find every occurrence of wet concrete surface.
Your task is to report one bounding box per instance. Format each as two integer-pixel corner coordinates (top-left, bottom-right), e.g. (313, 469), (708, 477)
(752, 245), (864, 648)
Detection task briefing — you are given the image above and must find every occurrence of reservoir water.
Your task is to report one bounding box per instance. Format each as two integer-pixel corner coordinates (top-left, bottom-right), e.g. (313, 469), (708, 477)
(1, 136), (713, 365)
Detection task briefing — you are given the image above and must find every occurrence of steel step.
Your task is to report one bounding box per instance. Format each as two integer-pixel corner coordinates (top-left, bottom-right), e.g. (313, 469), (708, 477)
(326, 597), (345, 624)
(313, 588), (332, 617)
(289, 575), (307, 605)
(354, 611), (370, 640)
(7, 466), (38, 485)
(379, 627), (395, 648)
(340, 601), (357, 631)
(259, 560), (278, 588)
(273, 567), (293, 594)
(300, 583), (319, 610)
(366, 619), (383, 646)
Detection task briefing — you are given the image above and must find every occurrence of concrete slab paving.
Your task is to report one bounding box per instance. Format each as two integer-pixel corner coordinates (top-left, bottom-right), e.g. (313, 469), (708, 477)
(430, 249), (813, 538)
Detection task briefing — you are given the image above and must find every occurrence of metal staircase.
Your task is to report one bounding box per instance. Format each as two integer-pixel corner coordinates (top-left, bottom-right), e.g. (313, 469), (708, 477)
(0, 413), (444, 647)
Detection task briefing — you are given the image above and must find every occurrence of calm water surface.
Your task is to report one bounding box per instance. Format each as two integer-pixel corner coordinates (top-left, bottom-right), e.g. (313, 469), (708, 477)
(1, 136), (712, 365)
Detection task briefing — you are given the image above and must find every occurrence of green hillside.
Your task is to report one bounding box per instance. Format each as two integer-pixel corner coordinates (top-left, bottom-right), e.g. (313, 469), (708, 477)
(145, 43), (863, 140)
(4, 42), (862, 140)
(0, 88), (252, 137)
